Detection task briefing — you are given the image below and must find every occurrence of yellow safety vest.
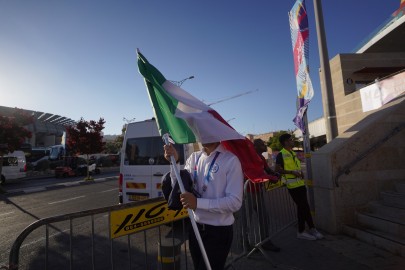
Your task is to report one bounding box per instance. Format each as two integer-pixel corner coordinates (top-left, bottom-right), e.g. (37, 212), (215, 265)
(280, 148), (305, 189)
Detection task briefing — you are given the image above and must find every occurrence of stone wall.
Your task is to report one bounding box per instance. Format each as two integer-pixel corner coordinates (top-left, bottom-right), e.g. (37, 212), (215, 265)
(311, 93), (405, 233)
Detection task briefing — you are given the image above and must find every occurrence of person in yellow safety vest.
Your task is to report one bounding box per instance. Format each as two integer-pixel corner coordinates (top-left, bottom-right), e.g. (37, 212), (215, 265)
(275, 133), (324, 241)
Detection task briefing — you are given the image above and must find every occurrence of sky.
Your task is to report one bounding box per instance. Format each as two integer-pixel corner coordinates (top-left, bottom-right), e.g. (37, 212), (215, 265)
(0, 1), (401, 136)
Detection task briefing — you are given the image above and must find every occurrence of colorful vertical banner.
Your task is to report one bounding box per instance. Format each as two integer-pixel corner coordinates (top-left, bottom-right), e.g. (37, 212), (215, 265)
(392, 0), (404, 23)
(288, 0), (314, 134)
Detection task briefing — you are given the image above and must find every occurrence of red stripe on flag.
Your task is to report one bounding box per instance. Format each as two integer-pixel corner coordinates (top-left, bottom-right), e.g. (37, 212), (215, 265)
(208, 110), (277, 183)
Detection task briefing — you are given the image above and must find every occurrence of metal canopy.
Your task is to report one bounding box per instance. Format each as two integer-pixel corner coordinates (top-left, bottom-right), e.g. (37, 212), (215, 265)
(0, 105), (76, 136)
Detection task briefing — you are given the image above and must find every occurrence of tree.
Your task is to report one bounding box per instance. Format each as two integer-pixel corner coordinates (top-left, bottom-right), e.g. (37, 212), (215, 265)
(267, 130), (300, 152)
(0, 108), (33, 189)
(104, 137), (123, 154)
(66, 117), (105, 180)
(104, 125), (125, 154)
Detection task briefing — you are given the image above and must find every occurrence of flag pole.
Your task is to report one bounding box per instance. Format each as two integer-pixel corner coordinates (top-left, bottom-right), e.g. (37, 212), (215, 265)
(302, 111), (315, 213)
(162, 134), (212, 270)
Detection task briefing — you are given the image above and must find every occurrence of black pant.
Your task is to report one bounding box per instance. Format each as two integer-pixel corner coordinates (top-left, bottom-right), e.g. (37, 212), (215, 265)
(189, 223), (233, 270)
(288, 185), (314, 233)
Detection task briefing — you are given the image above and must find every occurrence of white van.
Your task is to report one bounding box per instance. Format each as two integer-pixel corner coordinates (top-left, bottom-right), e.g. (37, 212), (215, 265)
(119, 119), (197, 204)
(1, 151), (27, 184)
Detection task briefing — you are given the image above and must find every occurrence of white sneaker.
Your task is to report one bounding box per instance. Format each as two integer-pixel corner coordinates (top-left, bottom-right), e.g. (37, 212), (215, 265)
(309, 228), (324, 239)
(297, 231), (317, 240)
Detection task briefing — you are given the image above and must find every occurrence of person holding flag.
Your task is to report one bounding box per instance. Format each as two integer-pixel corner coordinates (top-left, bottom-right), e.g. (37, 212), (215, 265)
(164, 141), (243, 270)
(137, 50), (276, 184)
(137, 49), (278, 269)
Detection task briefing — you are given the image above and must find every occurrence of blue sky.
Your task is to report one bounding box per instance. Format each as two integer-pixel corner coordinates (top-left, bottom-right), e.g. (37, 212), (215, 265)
(0, 1), (401, 135)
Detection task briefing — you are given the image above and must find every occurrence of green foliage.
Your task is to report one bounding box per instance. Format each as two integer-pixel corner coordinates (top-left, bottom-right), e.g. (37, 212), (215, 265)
(104, 136), (123, 154)
(116, 134), (124, 147)
(267, 130), (300, 151)
(267, 131), (286, 151)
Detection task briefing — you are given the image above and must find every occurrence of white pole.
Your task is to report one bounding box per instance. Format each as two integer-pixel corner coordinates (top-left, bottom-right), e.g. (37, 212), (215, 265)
(162, 134), (212, 270)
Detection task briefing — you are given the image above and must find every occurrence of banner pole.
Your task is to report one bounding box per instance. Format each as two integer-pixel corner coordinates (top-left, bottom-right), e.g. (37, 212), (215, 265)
(302, 112), (315, 213)
(162, 134), (212, 270)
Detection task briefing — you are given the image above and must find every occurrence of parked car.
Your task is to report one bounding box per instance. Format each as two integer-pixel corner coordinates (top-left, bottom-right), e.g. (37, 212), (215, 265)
(54, 157), (100, 178)
(1, 151), (27, 184)
(54, 166), (78, 178)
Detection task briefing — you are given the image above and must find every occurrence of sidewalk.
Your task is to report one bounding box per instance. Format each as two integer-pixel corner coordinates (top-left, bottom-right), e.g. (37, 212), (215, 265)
(231, 225), (405, 270)
(24, 166), (119, 180)
(2, 167), (119, 195)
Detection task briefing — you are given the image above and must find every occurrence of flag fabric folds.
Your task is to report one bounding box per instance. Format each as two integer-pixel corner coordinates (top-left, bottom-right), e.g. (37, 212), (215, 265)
(137, 51), (244, 144)
(289, 0), (314, 134)
(137, 50), (275, 182)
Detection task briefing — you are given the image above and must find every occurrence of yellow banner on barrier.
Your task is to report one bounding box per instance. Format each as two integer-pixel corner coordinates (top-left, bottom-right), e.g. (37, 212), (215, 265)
(264, 180), (283, 191)
(110, 201), (188, 239)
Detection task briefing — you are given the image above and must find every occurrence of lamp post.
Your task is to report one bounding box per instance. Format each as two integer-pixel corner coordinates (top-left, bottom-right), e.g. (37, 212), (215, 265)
(170, 76), (195, 87)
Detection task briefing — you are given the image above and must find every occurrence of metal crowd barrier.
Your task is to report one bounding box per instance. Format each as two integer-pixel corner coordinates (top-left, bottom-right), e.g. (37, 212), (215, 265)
(4, 182), (296, 270)
(230, 179), (297, 267)
(5, 198), (192, 270)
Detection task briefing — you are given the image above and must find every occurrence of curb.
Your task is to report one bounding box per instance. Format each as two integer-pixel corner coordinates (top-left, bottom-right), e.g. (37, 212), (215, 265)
(23, 167), (119, 180)
(5, 176), (118, 196)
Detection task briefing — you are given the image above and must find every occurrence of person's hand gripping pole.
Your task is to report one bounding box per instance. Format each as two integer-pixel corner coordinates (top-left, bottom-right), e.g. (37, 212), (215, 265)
(162, 134), (212, 270)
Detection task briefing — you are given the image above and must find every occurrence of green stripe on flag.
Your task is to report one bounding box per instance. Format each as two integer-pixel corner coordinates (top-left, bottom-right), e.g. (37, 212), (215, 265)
(138, 52), (196, 143)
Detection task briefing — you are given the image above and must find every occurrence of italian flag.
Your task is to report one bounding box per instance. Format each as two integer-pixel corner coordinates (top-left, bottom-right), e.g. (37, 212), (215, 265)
(137, 50), (275, 182)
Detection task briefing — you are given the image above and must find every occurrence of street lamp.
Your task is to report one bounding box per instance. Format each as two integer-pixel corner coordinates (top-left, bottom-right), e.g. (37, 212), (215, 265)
(170, 76), (194, 87)
(123, 117), (136, 124)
